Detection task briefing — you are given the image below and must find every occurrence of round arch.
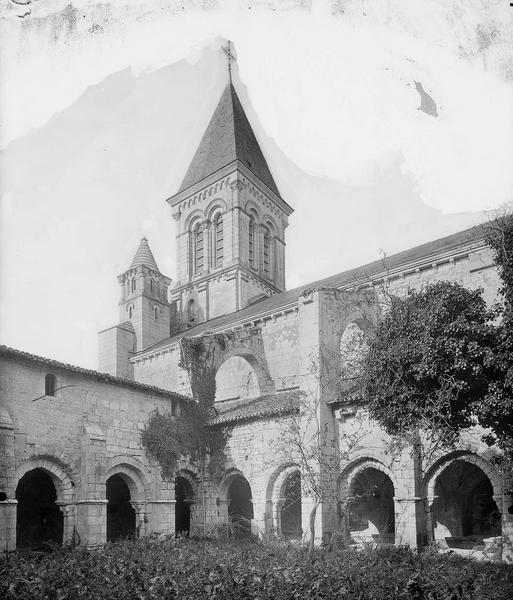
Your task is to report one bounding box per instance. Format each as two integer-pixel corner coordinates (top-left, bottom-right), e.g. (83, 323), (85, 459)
(16, 457), (75, 503)
(104, 458), (150, 503)
(338, 458), (397, 500)
(221, 470), (254, 537)
(266, 464), (302, 538)
(205, 198), (227, 221)
(183, 210), (205, 233)
(423, 451), (502, 506)
(244, 201), (263, 224)
(423, 453), (502, 547)
(339, 458), (397, 544)
(214, 348), (273, 402)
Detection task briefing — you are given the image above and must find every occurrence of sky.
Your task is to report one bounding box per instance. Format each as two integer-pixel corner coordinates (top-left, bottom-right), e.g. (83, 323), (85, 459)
(1, 0), (513, 368)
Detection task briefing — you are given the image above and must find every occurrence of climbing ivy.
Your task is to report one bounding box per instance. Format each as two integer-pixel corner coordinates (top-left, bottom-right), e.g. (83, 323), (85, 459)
(140, 334), (230, 483)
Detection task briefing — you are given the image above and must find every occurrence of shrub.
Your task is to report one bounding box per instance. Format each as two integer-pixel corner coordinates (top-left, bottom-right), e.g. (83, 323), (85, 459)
(2, 538), (512, 600)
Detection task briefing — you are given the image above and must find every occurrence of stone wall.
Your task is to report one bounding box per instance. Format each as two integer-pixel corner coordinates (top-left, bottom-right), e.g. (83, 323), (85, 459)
(0, 350), (184, 551)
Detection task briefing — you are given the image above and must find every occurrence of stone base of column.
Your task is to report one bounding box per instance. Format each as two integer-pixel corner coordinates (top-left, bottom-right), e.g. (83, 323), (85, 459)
(76, 500), (108, 547)
(0, 499), (17, 551)
(146, 500), (175, 538)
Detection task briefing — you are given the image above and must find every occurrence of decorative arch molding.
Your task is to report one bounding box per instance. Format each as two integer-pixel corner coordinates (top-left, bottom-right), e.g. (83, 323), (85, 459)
(219, 468), (252, 498)
(205, 198), (227, 221)
(423, 451), (503, 507)
(16, 456), (76, 502)
(261, 214), (278, 234)
(265, 463), (300, 504)
(175, 468), (199, 495)
(338, 457), (398, 500)
(104, 456), (151, 502)
(214, 346), (275, 397)
(244, 200), (264, 223)
(183, 209), (206, 233)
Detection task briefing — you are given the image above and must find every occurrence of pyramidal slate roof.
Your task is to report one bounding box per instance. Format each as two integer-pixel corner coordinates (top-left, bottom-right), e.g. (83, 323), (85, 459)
(178, 83), (281, 196)
(129, 237), (160, 271)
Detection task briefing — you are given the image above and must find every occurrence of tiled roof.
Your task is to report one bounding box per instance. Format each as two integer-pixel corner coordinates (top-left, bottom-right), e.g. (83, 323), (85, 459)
(178, 84), (281, 197)
(135, 222), (489, 359)
(129, 237), (160, 271)
(0, 345), (189, 402)
(210, 390), (301, 425)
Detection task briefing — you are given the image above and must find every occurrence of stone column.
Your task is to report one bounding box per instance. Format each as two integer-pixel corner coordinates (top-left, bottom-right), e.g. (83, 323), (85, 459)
(146, 500), (175, 538)
(251, 497), (266, 537)
(230, 181), (245, 264)
(0, 407), (16, 551)
(56, 502), (77, 545)
(131, 501), (148, 538)
(394, 496), (422, 547)
(76, 500), (108, 547)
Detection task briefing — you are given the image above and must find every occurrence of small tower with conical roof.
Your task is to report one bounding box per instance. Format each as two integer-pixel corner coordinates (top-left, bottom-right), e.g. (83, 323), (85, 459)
(98, 238), (171, 377)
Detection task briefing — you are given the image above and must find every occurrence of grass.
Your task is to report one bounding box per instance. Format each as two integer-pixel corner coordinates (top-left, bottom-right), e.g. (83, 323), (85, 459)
(2, 537), (512, 600)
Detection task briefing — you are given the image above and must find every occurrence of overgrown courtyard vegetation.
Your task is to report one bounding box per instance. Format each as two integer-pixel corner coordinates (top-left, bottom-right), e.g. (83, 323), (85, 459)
(2, 537), (513, 600)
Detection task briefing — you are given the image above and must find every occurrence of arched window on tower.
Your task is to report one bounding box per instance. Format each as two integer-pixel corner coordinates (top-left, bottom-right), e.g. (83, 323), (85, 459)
(150, 280), (154, 294)
(213, 213), (224, 268)
(188, 298), (195, 323)
(128, 305), (133, 319)
(154, 306), (158, 320)
(131, 278), (136, 293)
(193, 223), (204, 275)
(263, 226), (271, 278)
(249, 217), (256, 269)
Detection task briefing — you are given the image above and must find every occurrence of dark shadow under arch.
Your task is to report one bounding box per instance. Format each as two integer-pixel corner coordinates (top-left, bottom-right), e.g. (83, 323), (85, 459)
(16, 468), (63, 549)
(175, 476), (194, 535)
(106, 474), (136, 542)
(228, 475), (253, 537)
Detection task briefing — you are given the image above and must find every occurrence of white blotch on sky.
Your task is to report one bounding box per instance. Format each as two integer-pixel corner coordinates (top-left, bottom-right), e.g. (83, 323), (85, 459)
(0, 0), (512, 367)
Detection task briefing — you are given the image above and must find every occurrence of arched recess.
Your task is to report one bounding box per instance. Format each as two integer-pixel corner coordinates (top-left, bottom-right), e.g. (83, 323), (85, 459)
(15, 458), (75, 549)
(339, 321), (370, 383)
(423, 453), (502, 549)
(216, 353), (265, 402)
(266, 463), (301, 537)
(221, 470), (254, 537)
(16, 457), (75, 503)
(205, 199), (227, 223)
(339, 459), (396, 544)
(104, 459), (149, 503)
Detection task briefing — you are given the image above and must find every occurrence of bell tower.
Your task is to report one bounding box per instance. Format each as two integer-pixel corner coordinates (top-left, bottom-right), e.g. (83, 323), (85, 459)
(98, 238), (171, 377)
(167, 76), (293, 326)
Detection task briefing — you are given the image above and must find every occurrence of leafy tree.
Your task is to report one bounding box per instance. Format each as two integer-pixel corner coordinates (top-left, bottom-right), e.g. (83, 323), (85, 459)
(361, 281), (501, 449)
(482, 213), (513, 458)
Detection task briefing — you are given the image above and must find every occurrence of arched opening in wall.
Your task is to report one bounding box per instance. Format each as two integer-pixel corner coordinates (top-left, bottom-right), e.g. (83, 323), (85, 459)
(248, 216), (256, 269)
(213, 213), (224, 268)
(16, 469), (63, 549)
(188, 298), (195, 324)
(431, 460), (501, 549)
(347, 468), (395, 544)
(106, 475), (136, 542)
(340, 322), (368, 387)
(228, 476), (253, 537)
(280, 471), (302, 538)
(215, 356), (260, 402)
(175, 477), (194, 535)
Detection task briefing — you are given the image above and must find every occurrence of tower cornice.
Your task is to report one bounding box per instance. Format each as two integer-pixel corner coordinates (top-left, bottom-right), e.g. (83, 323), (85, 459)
(167, 162), (293, 218)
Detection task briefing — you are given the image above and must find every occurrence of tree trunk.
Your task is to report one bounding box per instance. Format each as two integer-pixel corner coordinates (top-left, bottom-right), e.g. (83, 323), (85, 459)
(309, 499), (321, 554)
